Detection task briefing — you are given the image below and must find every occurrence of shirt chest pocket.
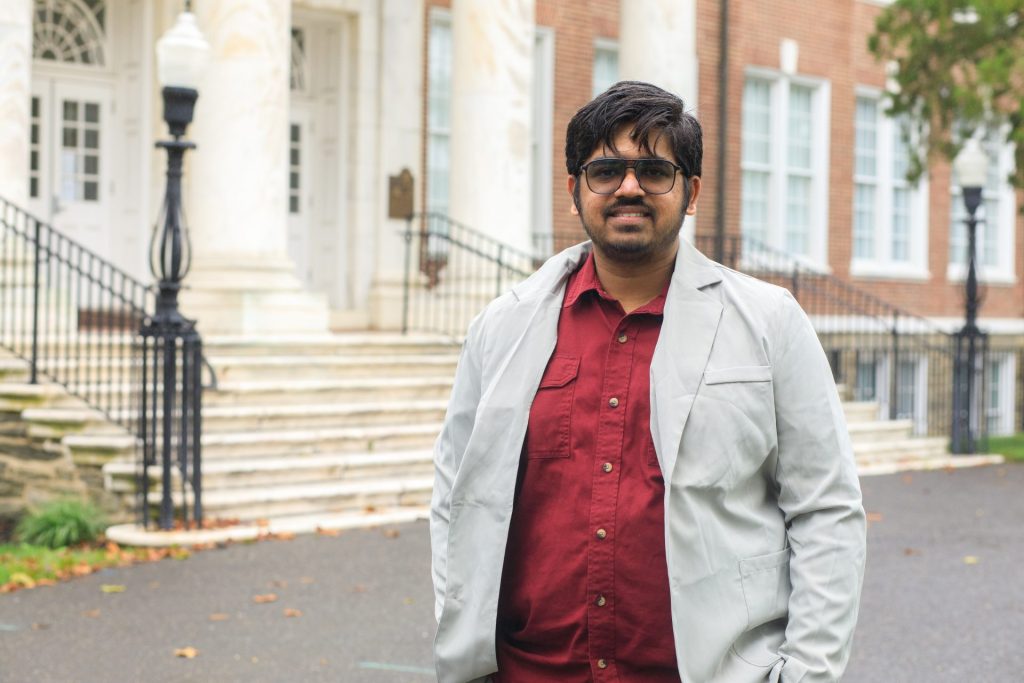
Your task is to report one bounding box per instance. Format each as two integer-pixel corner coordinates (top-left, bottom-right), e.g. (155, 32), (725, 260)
(525, 354), (579, 459)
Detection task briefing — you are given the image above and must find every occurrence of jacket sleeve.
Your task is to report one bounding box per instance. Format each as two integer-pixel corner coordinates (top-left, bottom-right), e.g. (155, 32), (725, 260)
(430, 316), (485, 623)
(771, 291), (868, 683)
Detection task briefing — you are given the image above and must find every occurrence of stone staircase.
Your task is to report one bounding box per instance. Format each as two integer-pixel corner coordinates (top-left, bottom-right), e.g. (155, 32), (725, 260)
(0, 335), (1003, 544)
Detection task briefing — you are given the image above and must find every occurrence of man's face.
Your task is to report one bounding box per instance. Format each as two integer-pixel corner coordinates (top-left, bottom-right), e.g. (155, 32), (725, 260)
(567, 126), (700, 264)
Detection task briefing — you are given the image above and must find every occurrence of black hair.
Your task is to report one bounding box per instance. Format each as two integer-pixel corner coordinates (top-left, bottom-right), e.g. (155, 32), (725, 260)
(565, 81), (702, 180)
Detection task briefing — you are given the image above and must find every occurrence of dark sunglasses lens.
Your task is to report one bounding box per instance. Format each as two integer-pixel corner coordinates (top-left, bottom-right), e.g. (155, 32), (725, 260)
(636, 160), (676, 193)
(586, 160), (626, 193)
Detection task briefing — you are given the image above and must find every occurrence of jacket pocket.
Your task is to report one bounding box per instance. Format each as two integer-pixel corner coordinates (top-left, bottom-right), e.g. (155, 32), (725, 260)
(525, 354), (579, 459)
(703, 364), (773, 385)
(738, 547), (792, 629)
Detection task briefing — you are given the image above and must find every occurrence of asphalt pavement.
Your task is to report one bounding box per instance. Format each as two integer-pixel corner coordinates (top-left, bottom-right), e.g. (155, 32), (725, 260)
(1, 464), (1022, 683)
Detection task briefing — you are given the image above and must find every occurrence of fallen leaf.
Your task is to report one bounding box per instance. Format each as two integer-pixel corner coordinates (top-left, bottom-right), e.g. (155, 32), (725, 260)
(251, 656), (259, 663)
(36, 579), (56, 587)
(351, 584), (367, 593)
(208, 613), (230, 622)
(866, 512), (884, 523)
(269, 579), (288, 589)
(283, 608), (302, 618)
(9, 573), (35, 589)
(100, 584), (126, 593)
(71, 564), (93, 577)
(383, 529), (400, 539)
(83, 609), (102, 618)
(273, 532), (296, 541)
(403, 597), (415, 605)
(105, 541), (121, 554)
(31, 622), (50, 630)
(255, 519), (270, 528)
(903, 548), (921, 556)
(252, 593), (278, 604)
(174, 647), (199, 659)
(964, 555), (980, 565)
(299, 577), (315, 585)
(316, 527), (341, 537)
(170, 548), (191, 560)
(901, 474), (913, 484)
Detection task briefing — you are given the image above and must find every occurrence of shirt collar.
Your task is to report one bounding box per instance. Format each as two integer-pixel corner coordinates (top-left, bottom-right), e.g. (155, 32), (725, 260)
(563, 251), (670, 315)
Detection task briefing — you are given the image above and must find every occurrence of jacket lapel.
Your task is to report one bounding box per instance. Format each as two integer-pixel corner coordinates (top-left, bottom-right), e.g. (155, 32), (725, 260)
(650, 240), (723, 481)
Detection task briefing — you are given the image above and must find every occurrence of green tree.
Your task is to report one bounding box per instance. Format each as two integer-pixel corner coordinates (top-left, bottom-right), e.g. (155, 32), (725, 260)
(869, 0), (1024, 191)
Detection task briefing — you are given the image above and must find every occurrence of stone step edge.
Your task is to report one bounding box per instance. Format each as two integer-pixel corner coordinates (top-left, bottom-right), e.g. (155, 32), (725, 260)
(103, 449), (435, 477)
(152, 475), (435, 507)
(857, 454), (1004, 477)
(104, 506), (429, 547)
(84, 375), (456, 397)
(65, 422), (442, 450)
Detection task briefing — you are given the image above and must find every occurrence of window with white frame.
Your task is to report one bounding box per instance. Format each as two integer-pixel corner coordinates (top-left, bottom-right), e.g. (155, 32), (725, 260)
(426, 10), (452, 217)
(532, 27), (555, 257)
(949, 126), (1017, 283)
(851, 93), (929, 277)
(592, 39), (619, 97)
(741, 73), (830, 265)
(985, 352), (1016, 436)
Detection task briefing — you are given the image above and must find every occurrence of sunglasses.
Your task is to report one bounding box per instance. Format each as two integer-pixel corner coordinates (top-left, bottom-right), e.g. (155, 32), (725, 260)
(579, 158), (686, 195)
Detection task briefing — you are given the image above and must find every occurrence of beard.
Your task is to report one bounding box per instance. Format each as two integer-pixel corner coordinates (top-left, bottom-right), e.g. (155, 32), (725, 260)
(579, 196), (687, 263)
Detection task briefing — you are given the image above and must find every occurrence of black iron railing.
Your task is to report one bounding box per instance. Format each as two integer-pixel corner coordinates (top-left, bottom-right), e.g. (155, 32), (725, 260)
(402, 212), (535, 337)
(695, 233), (977, 443)
(0, 197), (209, 528)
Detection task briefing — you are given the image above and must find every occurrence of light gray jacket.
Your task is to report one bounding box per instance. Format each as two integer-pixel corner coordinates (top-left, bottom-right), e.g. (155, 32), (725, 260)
(430, 240), (866, 683)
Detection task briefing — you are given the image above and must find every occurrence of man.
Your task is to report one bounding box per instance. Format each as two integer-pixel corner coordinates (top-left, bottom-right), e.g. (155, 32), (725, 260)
(430, 81), (866, 683)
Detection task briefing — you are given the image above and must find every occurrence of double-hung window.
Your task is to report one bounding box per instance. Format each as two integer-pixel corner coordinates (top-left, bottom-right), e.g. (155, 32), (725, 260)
(592, 39), (619, 97)
(426, 10), (452, 218)
(851, 92), (929, 278)
(949, 126), (1017, 283)
(741, 72), (830, 266)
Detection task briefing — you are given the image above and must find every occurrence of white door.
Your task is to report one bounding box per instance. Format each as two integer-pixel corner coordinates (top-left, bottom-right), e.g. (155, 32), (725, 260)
(287, 107), (314, 288)
(30, 78), (113, 258)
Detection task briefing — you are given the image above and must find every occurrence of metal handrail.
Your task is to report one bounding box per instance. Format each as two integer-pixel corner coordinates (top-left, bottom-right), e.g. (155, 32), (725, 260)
(0, 197), (216, 428)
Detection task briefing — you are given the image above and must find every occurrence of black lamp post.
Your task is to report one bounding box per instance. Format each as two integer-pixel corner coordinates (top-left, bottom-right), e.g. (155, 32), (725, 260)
(139, 7), (209, 530)
(951, 137), (989, 454)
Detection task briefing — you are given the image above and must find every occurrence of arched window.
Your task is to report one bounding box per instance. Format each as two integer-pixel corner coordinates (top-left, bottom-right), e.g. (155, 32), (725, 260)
(33, 0), (107, 67)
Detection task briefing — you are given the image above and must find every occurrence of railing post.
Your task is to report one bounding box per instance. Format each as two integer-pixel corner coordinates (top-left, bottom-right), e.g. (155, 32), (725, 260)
(30, 218), (41, 384)
(402, 217), (412, 335)
(890, 312), (899, 420)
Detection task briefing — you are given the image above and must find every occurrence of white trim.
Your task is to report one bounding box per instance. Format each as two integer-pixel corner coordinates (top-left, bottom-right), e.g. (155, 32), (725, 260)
(531, 25), (555, 256)
(848, 261), (930, 281)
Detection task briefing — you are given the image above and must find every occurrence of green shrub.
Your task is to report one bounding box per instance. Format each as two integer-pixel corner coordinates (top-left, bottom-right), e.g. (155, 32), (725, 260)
(15, 499), (107, 549)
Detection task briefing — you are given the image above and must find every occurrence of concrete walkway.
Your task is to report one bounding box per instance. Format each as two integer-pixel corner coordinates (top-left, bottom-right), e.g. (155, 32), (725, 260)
(2, 464), (1022, 682)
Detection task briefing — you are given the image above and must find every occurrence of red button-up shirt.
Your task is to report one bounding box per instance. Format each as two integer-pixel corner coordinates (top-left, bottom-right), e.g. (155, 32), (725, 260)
(495, 253), (680, 682)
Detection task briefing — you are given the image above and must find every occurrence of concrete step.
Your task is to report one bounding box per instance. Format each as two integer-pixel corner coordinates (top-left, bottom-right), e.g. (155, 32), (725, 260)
(148, 475), (434, 521)
(106, 505), (431, 546)
(842, 401), (881, 424)
(201, 422), (442, 459)
(208, 354), (460, 382)
(846, 419), (914, 444)
(857, 453), (1004, 476)
(203, 333), (460, 357)
(100, 399), (449, 433)
(853, 436), (949, 462)
(104, 449), (435, 492)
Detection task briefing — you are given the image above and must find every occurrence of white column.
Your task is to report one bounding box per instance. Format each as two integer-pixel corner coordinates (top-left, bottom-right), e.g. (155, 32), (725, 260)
(449, 0), (534, 254)
(183, 0), (329, 335)
(619, 0), (698, 109)
(0, 0), (32, 207)
(369, 0), (424, 330)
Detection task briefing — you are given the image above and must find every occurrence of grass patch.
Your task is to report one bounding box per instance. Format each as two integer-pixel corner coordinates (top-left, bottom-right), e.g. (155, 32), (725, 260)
(0, 542), (192, 593)
(16, 499), (107, 549)
(984, 433), (1024, 462)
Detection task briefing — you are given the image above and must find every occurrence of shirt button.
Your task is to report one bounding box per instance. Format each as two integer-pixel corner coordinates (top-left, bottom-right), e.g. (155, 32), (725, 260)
(597, 659), (608, 669)
(596, 595), (607, 607)
(617, 333), (628, 343)
(596, 528), (607, 539)
(602, 462), (613, 473)
(608, 397), (619, 408)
